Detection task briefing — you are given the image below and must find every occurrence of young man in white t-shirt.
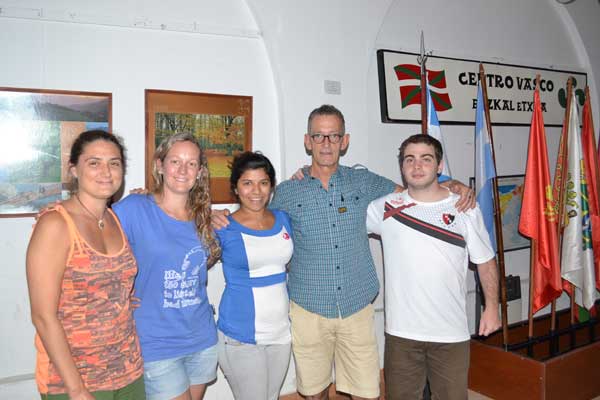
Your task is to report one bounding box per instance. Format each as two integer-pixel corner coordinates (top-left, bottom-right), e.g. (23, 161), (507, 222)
(366, 134), (501, 400)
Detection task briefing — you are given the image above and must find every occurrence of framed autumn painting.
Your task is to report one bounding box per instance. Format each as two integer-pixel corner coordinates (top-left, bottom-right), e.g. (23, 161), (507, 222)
(145, 89), (252, 204)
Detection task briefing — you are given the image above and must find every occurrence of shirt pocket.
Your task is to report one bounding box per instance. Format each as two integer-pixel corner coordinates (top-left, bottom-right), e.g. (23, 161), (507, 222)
(340, 190), (367, 227)
(288, 201), (304, 239)
(343, 189), (363, 208)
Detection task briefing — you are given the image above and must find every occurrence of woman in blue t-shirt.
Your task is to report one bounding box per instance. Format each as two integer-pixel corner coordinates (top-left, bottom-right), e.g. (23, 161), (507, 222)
(113, 133), (221, 400)
(215, 152), (294, 400)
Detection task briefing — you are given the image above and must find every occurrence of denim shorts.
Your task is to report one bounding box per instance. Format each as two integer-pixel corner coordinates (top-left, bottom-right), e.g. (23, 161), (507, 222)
(143, 345), (218, 400)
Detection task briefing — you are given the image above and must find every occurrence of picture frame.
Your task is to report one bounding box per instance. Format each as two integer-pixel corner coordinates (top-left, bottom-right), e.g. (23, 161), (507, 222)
(0, 87), (112, 217)
(469, 174), (529, 252)
(145, 89), (252, 204)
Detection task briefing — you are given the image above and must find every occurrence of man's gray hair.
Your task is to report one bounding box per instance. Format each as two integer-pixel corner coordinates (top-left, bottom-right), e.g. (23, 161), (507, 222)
(307, 104), (346, 134)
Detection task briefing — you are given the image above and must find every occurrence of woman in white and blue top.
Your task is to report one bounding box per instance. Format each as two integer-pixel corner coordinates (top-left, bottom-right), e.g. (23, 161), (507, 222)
(215, 152), (293, 400)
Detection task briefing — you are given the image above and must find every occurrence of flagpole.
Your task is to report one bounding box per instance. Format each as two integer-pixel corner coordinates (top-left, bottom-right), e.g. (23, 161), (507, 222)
(554, 79), (574, 329)
(418, 31), (428, 135)
(553, 76), (571, 237)
(527, 74), (543, 347)
(522, 74), (563, 355)
(555, 76), (572, 231)
(479, 64), (509, 348)
(551, 78), (572, 352)
(528, 241), (537, 345)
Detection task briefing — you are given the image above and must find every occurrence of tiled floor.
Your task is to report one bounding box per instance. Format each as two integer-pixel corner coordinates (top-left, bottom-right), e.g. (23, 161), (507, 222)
(283, 389), (517, 399)
(468, 390), (600, 400)
(283, 388), (598, 399)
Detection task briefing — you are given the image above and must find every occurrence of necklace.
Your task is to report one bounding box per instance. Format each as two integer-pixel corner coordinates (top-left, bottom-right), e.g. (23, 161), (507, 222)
(75, 194), (107, 230)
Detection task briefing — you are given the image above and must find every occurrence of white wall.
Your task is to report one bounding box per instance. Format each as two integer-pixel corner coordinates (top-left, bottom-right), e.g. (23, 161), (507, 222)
(0, 1), (280, 398)
(1, 0), (599, 398)
(246, 0), (396, 174)
(367, 0), (593, 332)
(249, 0), (600, 352)
(562, 0), (600, 124)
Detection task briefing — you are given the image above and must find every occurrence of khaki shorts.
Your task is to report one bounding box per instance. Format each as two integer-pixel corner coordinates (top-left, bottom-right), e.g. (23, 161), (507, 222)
(290, 302), (380, 398)
(384, 334), (470, 400)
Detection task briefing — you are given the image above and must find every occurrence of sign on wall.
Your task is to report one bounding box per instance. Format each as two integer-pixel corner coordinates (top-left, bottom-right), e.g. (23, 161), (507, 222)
(377, 49), (587, 126)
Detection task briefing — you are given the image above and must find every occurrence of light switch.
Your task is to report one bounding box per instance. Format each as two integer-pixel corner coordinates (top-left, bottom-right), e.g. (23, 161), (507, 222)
(324, 80), (341, 95)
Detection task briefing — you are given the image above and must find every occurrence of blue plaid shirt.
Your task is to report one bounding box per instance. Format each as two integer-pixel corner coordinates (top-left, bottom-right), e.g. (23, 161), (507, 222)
(270, 165), (396, 318)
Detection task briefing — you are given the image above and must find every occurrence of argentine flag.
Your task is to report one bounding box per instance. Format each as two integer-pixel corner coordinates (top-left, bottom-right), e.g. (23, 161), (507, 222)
(474, 83), (497, 251)
(427, 84), (452, 182)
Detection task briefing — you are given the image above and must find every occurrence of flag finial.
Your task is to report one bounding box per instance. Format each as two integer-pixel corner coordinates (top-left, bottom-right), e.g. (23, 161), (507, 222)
(417, 31), (428, 66)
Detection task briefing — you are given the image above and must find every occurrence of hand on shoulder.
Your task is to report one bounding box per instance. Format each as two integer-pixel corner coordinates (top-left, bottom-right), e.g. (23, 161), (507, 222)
(211, 208), (231, 230)
(289, 165), (310, 181)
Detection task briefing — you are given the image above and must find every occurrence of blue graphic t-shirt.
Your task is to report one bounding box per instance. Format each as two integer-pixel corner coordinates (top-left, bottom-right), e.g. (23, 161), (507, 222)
(113, 194), (217, 362)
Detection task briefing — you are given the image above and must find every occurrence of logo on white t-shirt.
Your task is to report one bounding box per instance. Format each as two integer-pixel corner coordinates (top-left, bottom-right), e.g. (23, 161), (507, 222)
(441, 213), (456, 226)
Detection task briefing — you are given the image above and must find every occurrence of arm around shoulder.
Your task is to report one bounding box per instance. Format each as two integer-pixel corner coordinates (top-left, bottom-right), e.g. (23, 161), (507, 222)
(112, 194), (146, 242)
(269, 181), (294, 211)
(362, 168), (397, 199)
(276, 209), (294, 237)
(442, 179), (475, 212)
(366, 196), (388, 235)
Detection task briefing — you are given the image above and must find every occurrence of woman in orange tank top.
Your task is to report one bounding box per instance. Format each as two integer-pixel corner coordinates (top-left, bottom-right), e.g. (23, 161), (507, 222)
(26, 130), (144, 400)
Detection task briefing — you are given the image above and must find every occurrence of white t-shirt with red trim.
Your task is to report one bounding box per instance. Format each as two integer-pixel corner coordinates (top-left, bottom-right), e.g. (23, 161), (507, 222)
(367, 190), (494, 343)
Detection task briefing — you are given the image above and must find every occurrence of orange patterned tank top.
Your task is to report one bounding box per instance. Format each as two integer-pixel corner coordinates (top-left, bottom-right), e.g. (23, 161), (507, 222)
(34, 205), (143, 395)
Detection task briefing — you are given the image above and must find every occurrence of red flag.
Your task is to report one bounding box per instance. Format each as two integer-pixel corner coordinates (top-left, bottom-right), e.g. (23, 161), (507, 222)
(581, 87), (600, 289)
(518, 88), (562, 313)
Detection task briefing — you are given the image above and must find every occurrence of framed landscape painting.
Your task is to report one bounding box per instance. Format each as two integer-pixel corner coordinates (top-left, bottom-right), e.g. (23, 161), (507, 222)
(469, 174), (529, 252)
(0, 87), (111, 217)
(145, 89), (252, 204)
(496, 174), (529, 252)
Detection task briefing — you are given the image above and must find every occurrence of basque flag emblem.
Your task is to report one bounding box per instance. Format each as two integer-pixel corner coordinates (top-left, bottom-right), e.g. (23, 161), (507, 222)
(393, 64), (453, 111)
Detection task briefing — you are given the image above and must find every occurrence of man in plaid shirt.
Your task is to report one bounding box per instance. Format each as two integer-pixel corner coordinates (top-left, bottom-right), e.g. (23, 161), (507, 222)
(270, 105), (395, 399)
(213, 105), (472, 400)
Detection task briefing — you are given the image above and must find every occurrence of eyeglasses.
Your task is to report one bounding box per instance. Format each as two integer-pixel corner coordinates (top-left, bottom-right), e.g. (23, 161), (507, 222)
(309, 133), (344, 144)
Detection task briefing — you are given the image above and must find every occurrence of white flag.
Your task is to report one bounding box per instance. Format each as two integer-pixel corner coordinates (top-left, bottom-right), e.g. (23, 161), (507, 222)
(561, 92), (598, 309)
